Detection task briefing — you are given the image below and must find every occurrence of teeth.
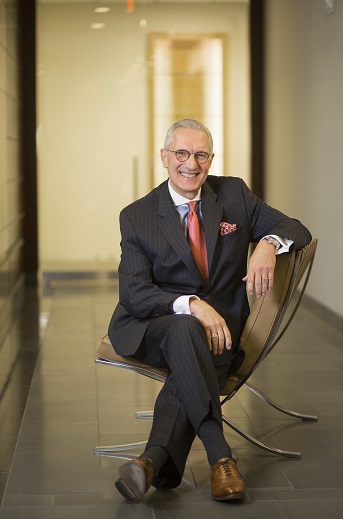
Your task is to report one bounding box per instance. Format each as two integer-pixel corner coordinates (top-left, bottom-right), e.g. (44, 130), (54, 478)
(180, 172), (197, 178)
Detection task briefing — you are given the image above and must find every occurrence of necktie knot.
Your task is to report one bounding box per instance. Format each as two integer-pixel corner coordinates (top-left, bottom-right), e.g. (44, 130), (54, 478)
(187, 200), (197, 213)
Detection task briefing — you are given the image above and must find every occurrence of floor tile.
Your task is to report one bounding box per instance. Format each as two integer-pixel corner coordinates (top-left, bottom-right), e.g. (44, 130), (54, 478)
(5, 449), (101, 495)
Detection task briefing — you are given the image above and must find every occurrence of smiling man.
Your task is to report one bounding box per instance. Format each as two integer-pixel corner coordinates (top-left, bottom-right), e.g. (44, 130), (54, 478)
(161, 124), (214, 199)
(108, 119), (312, 502)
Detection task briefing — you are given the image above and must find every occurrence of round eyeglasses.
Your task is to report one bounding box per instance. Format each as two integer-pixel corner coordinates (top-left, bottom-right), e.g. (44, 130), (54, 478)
(165, 149), (212, 164)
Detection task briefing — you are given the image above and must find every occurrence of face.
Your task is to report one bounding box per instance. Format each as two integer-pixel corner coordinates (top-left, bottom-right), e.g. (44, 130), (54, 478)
(160, 128), (214, 200)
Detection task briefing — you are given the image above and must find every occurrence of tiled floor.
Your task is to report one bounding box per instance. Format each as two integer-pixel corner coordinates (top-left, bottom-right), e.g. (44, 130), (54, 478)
(1, 280), (343, 518)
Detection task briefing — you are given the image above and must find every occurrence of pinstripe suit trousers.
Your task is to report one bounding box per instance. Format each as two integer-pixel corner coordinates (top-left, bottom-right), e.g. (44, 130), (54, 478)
(132, 314), (235, 489)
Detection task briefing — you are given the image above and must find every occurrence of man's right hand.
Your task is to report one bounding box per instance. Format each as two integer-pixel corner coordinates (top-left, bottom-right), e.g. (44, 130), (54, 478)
(189, 299), (232, 355)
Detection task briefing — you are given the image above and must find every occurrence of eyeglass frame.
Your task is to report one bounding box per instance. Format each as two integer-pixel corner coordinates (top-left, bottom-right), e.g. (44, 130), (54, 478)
(164, 149), (213, 164)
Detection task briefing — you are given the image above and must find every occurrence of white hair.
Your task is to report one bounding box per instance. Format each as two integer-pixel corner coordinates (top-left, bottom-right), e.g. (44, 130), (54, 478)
(164, 119), (213, 153)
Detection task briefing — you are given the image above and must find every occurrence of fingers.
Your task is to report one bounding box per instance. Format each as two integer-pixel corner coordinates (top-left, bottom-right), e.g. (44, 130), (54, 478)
(208, 327), (232, 355)
(243, 271), (274, 298)
(255, 272), (274, 297)
(265, 273), (274, 292)
(243, 240), (276, 297)
(190, 299), (232, 355)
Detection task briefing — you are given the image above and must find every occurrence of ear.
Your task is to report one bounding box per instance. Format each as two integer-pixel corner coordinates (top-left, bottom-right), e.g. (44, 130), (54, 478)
(160, 148), (168, 168)
(209, 153), (215, 168)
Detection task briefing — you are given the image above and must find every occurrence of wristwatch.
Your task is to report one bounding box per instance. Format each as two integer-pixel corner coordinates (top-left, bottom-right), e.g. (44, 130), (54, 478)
(262, 236), (281, 250)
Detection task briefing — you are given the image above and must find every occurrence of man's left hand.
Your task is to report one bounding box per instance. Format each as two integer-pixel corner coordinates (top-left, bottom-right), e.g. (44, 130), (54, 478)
(242, 240), (277, 298)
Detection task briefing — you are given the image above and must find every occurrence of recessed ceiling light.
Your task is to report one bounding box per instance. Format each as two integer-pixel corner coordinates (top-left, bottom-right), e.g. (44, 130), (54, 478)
(90, 23), (106, 30)
(94, 7), (111, 14)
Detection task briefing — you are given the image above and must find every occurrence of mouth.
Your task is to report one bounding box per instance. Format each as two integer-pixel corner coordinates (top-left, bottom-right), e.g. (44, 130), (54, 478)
(179, 171), (200, 179)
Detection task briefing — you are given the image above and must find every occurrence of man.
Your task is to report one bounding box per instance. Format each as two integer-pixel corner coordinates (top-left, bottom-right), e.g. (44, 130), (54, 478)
(108, 119), (311, 502)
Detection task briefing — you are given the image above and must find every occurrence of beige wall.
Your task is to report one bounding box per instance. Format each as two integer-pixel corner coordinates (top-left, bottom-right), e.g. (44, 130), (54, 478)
(37, 2), (250, 271)
(265, 0), (343, 318)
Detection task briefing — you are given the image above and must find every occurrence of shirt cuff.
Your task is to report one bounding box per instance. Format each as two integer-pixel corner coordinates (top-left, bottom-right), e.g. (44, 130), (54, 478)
(173, 295), (200, 314)
(262, 234), (294, 255)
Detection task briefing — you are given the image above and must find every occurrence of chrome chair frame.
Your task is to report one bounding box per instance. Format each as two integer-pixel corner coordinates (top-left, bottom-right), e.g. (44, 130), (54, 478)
(94, 239), (318, 459)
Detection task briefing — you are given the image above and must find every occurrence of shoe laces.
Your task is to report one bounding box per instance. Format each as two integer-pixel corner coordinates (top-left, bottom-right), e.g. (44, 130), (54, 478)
(220, 460), (233, 477)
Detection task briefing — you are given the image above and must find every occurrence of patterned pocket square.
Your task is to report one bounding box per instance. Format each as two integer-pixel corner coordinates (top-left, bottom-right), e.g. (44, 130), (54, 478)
(220, 222), (237, 236)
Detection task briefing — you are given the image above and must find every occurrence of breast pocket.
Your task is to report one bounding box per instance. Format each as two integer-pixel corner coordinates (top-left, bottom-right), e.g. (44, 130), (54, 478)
(220, 226), (244, 246)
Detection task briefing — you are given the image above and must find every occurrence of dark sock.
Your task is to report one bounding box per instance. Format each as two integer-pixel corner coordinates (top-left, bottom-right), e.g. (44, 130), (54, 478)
(198, 418), (232, 466)
(140, 445), (169, 474)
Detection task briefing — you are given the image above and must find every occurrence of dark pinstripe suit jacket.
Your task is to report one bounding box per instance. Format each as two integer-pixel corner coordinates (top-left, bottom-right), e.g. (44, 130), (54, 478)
(108, 176), (311, 357)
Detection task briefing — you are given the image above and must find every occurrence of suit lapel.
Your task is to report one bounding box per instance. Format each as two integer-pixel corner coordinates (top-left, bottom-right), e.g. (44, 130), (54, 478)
(200, 182), (224, 278)
(157, 183), (203, 282)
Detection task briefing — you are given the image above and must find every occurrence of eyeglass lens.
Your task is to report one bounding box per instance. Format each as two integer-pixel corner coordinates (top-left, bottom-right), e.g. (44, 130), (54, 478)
(174, 150), (210, 163)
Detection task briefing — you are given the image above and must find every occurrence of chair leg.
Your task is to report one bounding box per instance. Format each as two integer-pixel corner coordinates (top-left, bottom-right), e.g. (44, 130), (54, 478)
(94, 390), (314, 459)
(94, 415), (301, 458)
(93, 411), (154, 456)
(245, 382), (318, 421)
(135, 410), (153, 420)
(221, 415), (301, 458)
(93, 440), (147, 455)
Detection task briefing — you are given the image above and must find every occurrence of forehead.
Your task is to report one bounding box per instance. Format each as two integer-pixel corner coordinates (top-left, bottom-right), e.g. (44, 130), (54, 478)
(171, 128), (211, 150)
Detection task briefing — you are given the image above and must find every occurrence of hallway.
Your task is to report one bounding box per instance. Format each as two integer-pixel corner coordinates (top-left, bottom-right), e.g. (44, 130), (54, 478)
(0, 280), (343, 518)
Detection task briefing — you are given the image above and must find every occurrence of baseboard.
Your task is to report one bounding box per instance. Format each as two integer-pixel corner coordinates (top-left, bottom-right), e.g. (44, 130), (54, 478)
(41, 270), (119, 288)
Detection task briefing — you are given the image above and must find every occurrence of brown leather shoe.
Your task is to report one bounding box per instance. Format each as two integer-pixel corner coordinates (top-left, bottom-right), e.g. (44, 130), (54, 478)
(211, 458), (246, 501)
(115, 457), (155, 501)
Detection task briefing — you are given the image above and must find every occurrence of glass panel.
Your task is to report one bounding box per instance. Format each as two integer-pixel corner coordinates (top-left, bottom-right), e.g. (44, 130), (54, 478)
(149, 34), (225, 186)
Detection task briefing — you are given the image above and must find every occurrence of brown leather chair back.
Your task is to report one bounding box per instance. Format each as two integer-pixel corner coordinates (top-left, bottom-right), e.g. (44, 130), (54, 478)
(221, 238), (318, 397)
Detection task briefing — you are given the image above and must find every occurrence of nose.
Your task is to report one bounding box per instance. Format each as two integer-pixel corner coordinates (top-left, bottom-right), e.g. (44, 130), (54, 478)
(185, 153), (198, 168)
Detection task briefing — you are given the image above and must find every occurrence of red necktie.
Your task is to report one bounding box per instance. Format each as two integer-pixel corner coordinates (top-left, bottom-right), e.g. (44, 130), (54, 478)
(187, 201), (208, 283)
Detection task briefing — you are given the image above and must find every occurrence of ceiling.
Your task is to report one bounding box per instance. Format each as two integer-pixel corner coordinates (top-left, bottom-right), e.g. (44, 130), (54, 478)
(37, 1), (248, 4)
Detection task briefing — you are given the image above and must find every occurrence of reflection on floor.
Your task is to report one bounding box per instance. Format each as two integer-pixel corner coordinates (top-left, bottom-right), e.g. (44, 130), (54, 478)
(0, 281), (343, 518)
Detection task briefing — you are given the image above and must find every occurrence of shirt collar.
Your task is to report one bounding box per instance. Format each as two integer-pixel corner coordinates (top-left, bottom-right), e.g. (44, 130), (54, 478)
(168, 181), (202, 206)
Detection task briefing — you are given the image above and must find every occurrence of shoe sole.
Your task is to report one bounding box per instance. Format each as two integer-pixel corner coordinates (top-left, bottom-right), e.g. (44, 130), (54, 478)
(115, 478), (136, 501)
(212, 492), (245, 501)
(115, 462), (146, 501)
